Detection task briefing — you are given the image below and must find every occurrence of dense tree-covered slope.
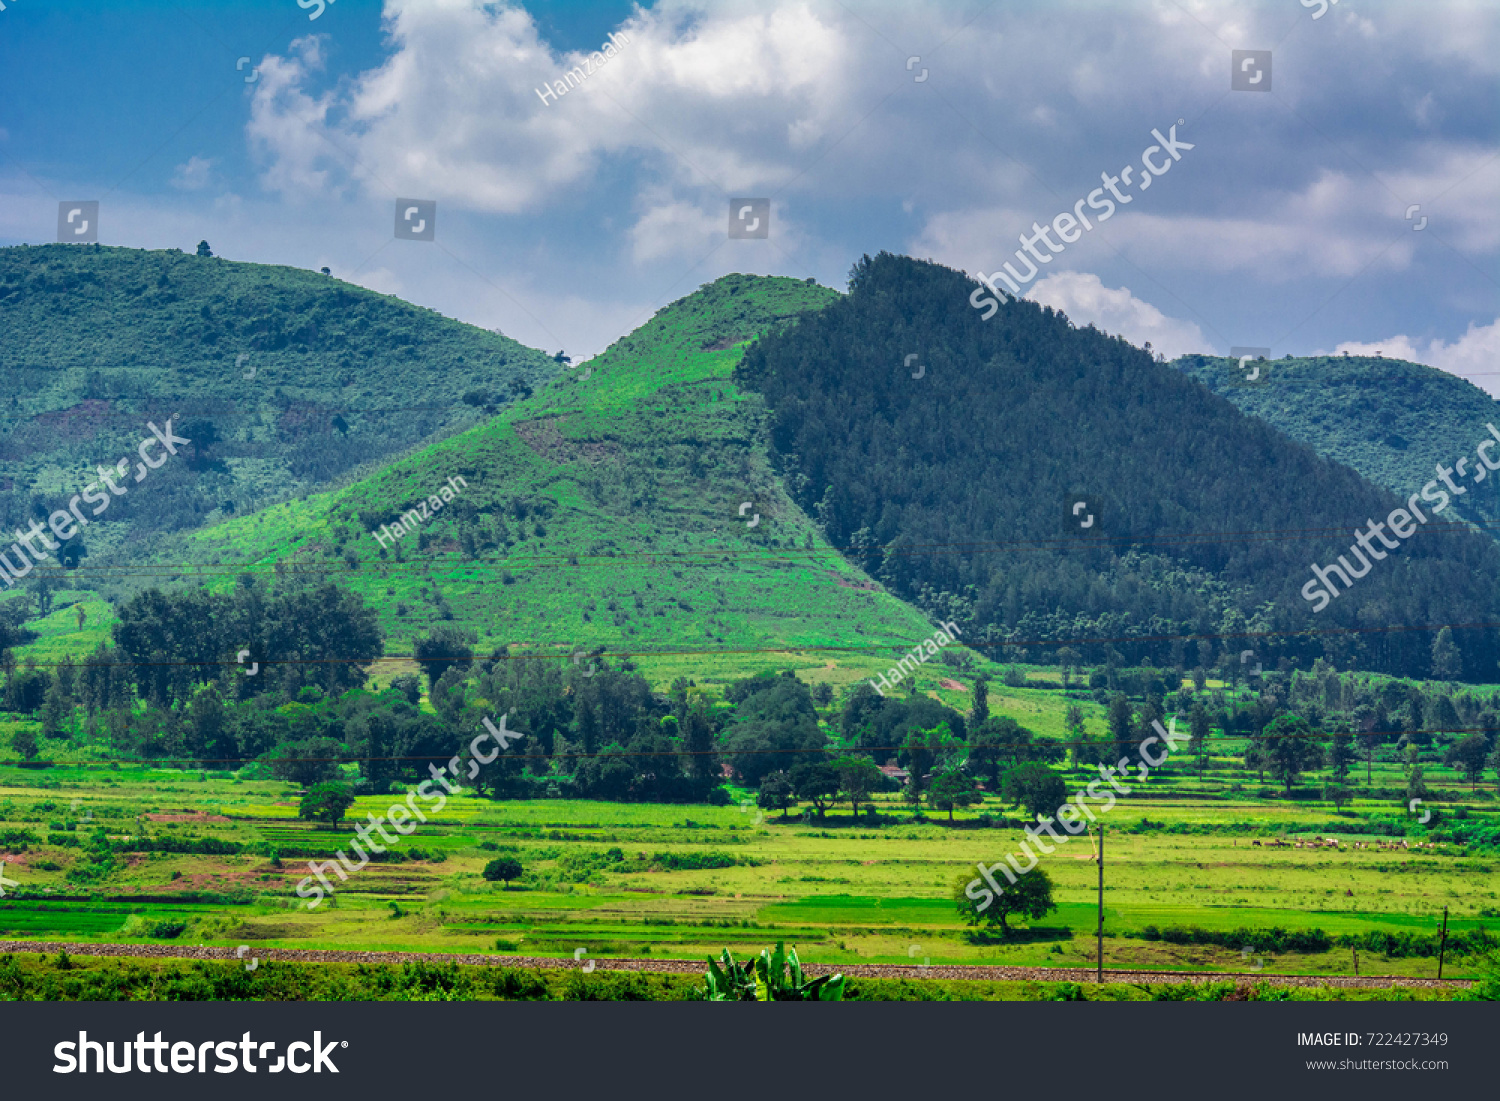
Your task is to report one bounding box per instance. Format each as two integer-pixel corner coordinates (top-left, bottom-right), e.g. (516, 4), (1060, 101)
(129, 274), (941, 659)
(1174, 353), (1500, 537)
(734, 252), (1500, 679)
(0, 244), (559, 561)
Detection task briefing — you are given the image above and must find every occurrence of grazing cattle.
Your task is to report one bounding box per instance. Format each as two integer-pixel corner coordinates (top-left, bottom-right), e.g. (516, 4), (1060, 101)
(1252, 840), (1262, 847)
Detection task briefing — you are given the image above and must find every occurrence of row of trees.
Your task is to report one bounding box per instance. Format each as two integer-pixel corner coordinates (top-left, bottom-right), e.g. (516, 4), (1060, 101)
(6, 582), (1500, 812)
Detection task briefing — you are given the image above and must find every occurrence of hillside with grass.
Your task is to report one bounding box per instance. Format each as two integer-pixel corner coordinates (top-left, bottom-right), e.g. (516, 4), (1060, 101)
(0, 243), (560, 563)
(112, 273), (946, 680)
(1174, 352), (1500, 537)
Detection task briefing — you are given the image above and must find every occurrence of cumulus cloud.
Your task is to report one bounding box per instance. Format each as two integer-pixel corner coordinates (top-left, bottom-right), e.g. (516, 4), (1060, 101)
(224, 0), (1500, 360)
(170, 156), (216, 191)
(246, 1), (854, 214)
(1023, 270), (1208, 360)
(1335, 318), (1500, 397)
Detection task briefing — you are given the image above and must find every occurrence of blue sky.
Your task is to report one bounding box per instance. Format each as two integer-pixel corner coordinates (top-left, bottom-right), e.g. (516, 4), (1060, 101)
(3, 0), (1499, 386)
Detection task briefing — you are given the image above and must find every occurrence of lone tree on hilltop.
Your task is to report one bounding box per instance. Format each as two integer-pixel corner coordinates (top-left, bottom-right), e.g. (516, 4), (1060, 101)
(196, 240), (213, 257)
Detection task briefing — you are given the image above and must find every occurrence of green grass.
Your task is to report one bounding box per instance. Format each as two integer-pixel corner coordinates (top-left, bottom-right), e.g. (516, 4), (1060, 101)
(0, 745), (1493, 989)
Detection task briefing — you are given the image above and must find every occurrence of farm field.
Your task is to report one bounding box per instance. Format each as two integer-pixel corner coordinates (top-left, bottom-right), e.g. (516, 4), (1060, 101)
(1, 668), (1494, 996)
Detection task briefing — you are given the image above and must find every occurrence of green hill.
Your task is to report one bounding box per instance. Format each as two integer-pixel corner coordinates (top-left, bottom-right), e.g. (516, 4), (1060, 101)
(126, 273), (944, 678)
(734, 252), (1500, 680)
(1173, 353), (1500, 536)
(0, 244), (559, 562)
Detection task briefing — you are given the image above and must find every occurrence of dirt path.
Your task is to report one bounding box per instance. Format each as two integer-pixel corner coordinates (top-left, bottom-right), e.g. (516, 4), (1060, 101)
(0, 941), (1468, 990)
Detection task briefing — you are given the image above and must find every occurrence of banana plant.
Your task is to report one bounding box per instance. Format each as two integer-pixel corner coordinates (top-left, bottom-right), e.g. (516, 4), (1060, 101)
(700, 942), (844, 1001)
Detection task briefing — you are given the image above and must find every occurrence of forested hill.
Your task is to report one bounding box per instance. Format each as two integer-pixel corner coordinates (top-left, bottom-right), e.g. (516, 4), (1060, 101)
(0, 244), (558, 557)
(1174, 352), (1500, 539)
(734, 252), (1500, 680)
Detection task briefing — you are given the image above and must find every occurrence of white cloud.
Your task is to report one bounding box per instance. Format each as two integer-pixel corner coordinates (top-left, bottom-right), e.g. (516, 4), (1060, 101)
(247, 1), (853, 214)
(214, 0), (1500, 362)
(1024, 270), (1208, 360)
(170, 156), (216, 191)
(1335, 318), (1500, 397)
(628, 198), (724, 264)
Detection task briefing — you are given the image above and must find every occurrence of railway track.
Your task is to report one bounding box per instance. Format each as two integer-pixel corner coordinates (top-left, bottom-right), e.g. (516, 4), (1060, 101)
(0, 940), (1470, 990)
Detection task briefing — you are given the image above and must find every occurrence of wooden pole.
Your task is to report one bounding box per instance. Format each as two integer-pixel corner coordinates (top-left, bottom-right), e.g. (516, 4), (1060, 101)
(1096, 825), (1105, 983)
(1438, 906), (1449, 980)
(1352, 947), (1358, 976)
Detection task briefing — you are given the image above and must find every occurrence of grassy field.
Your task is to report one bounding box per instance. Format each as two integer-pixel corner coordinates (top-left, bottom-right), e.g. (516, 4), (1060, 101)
(0, 685), (1494, 991)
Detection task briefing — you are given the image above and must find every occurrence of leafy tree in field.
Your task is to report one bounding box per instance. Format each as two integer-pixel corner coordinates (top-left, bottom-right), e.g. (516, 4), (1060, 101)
(834, 756), (883, 817)
(482, 857), (523, 886)
(11, 727), (39, 761)
(1188, 702), (1210, 779)
(298, 781), (355, 828)
(952, 866), (1056, 937)
(1324, 783), (1353, 811)
(1444, 733), (1489, 791)
(1262, 714), (1323, 794)
(789, 761), (839, 819)
(928, 768), (981, 822)
(756, 770), (795, 819)
(1000, 762), (1067, 821)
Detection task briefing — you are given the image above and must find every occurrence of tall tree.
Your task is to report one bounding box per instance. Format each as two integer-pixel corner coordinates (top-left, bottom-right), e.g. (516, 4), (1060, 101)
(835, 756), (884, 818)
(1444, 733), (1489, 791)
(1107, 694), (1134, 766)
(1262, 714), (1324, 795)
(1188, 702), (1211, 780)
(1430, 627), (1462, 680)
(970, 675), (989, 726)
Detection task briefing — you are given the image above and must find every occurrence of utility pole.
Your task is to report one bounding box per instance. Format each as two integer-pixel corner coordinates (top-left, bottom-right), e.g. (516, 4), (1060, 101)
(1438, 906), (1449, 980)
(1096, 825), (1105, 983)
(1352, 947), (1358, 976)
